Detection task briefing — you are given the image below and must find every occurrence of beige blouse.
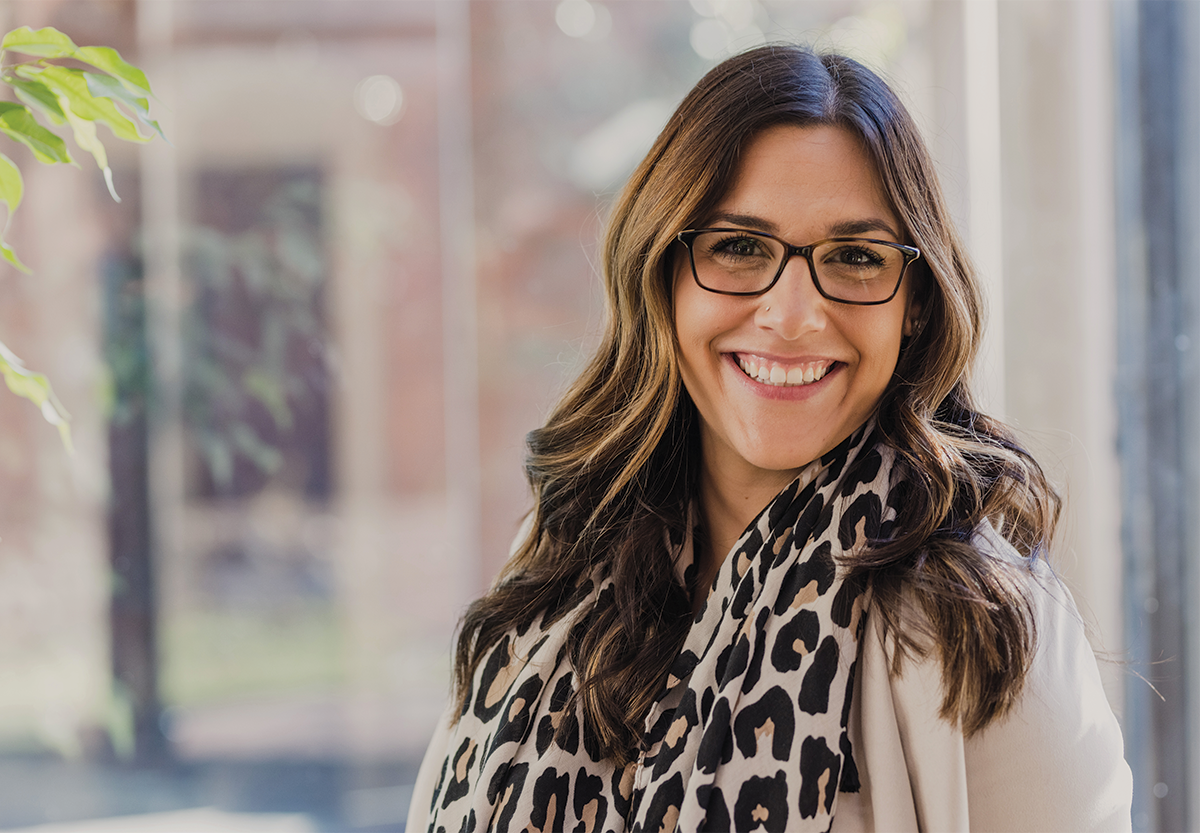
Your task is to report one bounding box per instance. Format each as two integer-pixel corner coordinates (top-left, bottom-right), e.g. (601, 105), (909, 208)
(831, 524), (1132, 831)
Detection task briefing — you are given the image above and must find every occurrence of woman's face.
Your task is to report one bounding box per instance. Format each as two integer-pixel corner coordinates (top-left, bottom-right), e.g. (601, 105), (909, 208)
(673, 124), (919, 490)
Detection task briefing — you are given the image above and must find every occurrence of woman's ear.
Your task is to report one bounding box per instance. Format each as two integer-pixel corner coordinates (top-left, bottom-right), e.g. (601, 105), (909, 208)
(903, 294), (924, 338)
(902, 267), (928, 338)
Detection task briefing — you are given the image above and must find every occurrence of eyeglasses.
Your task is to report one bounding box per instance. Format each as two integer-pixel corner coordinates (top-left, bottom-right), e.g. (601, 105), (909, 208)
(676, 228), (921, 305)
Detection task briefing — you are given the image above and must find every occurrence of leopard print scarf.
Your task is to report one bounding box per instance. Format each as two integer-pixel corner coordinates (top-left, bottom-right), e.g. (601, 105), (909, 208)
(422, 422), (896, 832)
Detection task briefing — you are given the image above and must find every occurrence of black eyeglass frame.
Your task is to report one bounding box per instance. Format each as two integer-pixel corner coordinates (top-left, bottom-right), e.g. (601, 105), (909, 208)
(676, 228), (922, 305)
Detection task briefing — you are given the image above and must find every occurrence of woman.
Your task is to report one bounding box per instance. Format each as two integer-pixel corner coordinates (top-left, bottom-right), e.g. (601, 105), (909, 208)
(409, 45), (1131, 832)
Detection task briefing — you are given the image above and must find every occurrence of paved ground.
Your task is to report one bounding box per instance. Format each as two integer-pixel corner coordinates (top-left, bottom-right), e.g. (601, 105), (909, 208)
(5, 808), (316, 832)
(0, 757), (420, 832)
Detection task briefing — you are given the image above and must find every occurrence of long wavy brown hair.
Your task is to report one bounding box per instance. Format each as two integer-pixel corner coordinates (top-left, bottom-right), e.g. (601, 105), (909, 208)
(454, 45), (1060, 764)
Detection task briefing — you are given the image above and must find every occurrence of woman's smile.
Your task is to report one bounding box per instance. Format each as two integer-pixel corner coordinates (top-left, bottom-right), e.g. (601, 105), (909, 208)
(673, 123), (920, 488)
(732, 353), (835, 388)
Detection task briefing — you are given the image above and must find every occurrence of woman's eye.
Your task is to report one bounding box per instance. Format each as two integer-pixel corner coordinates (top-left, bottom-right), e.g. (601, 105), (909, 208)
(712, 236), (764, 258)
(830, 245), (885, 267)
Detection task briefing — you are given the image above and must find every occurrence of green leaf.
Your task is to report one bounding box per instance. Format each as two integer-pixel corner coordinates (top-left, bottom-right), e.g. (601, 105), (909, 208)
(74, 46), (152, 97)
(5, 75), (67, 125)
(231, 422), (282, 474)
(242, 367), (293, 430)
(0, 152), (23, 215)
(199, 430), (234, 487)
(83, 72), (148, 113)
(0, 26), (78, 59)
(0, 340), (72, 450)
(0, 102), (74, 164)
(105, 681), (136, 761)
(61, 107), (119, 201)
(20, 65), (148, 144)
(102, 167), (119, 203)
(0, 237), (29, 273)
(0, 151), (24, 272)
(84, 72), (164, 142)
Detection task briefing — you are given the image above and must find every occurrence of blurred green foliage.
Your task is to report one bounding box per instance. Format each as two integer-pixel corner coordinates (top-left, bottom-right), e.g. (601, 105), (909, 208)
(161, 606), (342, 708)
(181, 173), (327, 491)
(0, 26), (164, 446)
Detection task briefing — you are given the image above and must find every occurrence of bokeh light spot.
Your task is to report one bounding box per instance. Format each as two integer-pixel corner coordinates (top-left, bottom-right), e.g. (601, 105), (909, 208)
(556, 0), (597, 38)
(354, 75), (405, 126)
(690, 18), (731, 60)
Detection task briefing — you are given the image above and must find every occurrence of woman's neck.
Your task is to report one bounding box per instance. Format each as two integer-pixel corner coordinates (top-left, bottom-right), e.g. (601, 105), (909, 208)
(692, 446), (799, 612)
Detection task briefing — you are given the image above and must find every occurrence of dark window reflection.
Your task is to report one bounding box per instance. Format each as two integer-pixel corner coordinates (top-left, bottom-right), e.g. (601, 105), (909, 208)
(184, 167), (332, 502)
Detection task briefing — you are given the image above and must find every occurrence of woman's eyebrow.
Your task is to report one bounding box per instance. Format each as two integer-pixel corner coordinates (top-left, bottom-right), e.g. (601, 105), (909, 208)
(707, 211), (777, 232)
(826, 218), (901, 239)
(707, 212), (901, 240)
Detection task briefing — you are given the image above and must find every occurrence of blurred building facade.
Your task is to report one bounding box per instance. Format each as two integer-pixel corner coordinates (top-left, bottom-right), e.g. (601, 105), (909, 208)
(0, 0), (1192, 830)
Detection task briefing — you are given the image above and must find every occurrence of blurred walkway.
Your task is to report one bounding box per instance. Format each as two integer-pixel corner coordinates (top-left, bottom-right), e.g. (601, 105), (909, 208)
(5, 808), (316, 832)
(0, 758), (416, 832)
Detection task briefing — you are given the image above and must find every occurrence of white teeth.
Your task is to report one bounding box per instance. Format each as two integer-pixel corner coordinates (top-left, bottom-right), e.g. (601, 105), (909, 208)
(736, 356), (832, 387)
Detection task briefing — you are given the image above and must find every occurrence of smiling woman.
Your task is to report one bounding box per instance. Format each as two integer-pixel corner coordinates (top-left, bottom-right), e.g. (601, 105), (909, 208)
(408, 44), (1132, 832)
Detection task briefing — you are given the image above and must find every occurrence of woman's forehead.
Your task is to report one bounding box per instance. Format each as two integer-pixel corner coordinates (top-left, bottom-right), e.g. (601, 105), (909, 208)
(705, 125), (901, 240)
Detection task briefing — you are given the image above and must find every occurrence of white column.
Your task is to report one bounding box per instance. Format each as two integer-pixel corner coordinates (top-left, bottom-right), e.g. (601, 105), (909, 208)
(136, 0), (187, 622)
(436, 0), (483, 596)
(1069, 0), (1123, 714)
(962, 0), (1006, 417)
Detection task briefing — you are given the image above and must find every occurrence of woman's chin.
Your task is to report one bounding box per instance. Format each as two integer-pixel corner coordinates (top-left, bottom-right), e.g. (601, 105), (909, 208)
(734, 442), (827, 477)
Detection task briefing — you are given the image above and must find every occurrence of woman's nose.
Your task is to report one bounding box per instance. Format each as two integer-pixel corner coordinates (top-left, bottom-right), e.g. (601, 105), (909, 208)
(755, 256), (827, 339)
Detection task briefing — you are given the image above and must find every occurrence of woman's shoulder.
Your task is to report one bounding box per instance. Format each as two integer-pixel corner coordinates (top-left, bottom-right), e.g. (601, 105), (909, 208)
(963, 522), (1132, 829)
(850, 519), (1133, 831)
(883, 517), (1089, 655)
